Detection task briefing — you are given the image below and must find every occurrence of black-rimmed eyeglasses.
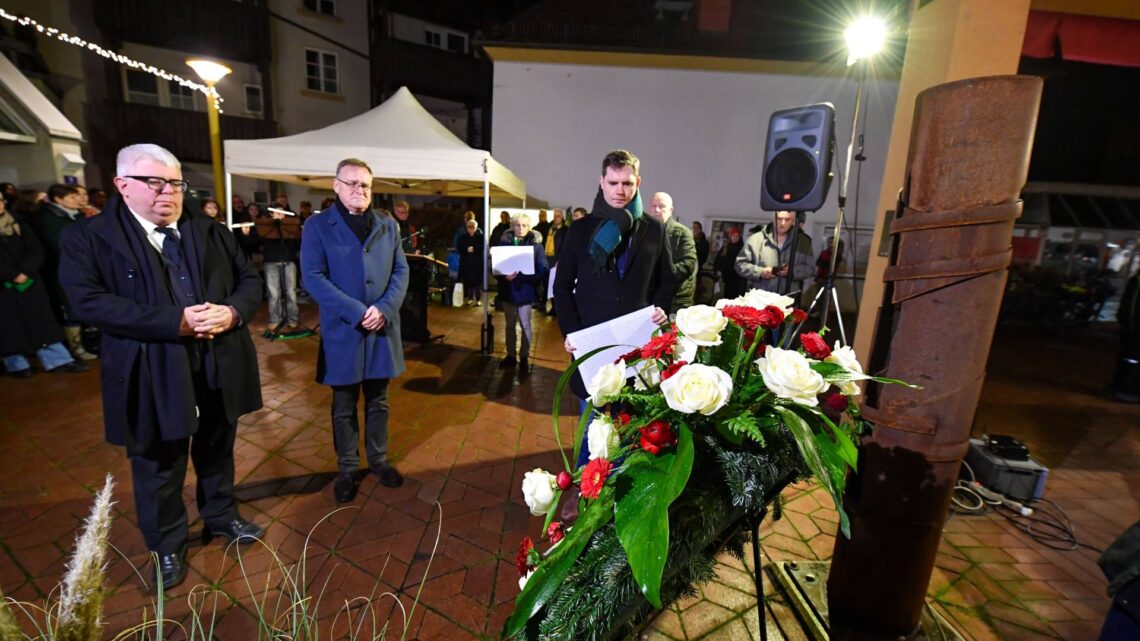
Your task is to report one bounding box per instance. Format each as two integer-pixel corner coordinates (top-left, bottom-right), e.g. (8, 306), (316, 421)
(335, 177), (372, 192)
(125, 176), (190, 193)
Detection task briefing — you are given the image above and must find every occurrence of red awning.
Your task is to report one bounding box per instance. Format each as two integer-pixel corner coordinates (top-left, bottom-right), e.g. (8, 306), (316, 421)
(1022, 10), (1140, 68)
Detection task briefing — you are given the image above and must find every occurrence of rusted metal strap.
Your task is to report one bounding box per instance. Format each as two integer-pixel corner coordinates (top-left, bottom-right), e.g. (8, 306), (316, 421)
(889, 201), (1021, 235)
(882, 249), (1011, 282)
(860, 374), (986, 437)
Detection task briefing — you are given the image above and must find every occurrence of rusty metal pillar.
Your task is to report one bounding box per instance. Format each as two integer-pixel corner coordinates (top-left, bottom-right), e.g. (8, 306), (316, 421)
(827, 75), (1043, 639)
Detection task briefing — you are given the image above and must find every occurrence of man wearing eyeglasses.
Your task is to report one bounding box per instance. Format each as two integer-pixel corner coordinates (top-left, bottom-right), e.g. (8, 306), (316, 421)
(58, 144), (265, 591)
(301, 158), (409, 503)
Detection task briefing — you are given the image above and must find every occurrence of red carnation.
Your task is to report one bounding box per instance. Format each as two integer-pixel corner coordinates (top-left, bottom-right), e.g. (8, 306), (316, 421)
(640, 331), (678, 360)
(721, 305), (766, 332)
(516, 537), (535, 576)
(825, 392), (849, 412)
(800, 332), (832, 359)
(547, 521), (564, 544)
(661, 360), (688, 380)
(556, 471), (572, 490)
(580, 458), (613, 500)
(615, 348), (641, 364)
(758, 305), (785, 329)
(639, 420), (678, 455)
(791, 309), (808, 324)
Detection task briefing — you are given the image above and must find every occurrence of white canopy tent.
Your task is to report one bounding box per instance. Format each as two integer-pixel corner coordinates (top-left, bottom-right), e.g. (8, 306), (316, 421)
(223, 86), (527, 352)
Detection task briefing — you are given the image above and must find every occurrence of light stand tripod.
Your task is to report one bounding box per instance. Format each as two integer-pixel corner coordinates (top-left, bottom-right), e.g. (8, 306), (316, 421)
(794, 61), (871, 347)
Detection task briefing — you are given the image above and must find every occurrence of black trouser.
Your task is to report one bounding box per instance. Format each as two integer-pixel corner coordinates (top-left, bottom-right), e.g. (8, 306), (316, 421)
(331, 378), (391, 473)
(129, 386), (237, 555)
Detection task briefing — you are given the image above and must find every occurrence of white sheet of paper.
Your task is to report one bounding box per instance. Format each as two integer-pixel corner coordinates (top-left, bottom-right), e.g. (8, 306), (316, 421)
(568, 306), (659, 389)
(546, 265), (557, 299)
(490, 245), (535, 276)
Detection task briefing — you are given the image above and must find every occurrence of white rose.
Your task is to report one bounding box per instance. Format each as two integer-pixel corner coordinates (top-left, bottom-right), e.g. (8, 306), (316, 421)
(586, 416), (621, 460)
(675, 305), (728, 346)
(660, 363), (734, 415)
(756, 347), (828, 406)
(825, 343), (868, 396)
(675, 336), (699, 363)
(519, 569), (534, 590)
(714, 296), (742, 309)
(521, 468), (558, 516)
(634, 360), (662, 390)
(587, 360), (627, 405)
(740, 289), (795, 314)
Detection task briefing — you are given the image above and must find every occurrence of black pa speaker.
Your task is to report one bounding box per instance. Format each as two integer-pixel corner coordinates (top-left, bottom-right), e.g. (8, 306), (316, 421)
(760, 103), (835, 212)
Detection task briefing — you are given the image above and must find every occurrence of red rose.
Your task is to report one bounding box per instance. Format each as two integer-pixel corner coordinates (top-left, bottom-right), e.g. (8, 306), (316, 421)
(615, 348), (641, 364)
(547, 521), (564, 544)
(791, 309), (808, 324)
(639, 420), (678, 455)
(825, 392), (848, 412)
(617, 411), (632, 425)
(661, 360), (688, 380)
(757, 305), (785, 329)
(580, 458), (613, 500)
(640, 332), (678, 360)
(556, 471), (572, 490)
(800, 332), (831, 359)
(516, 537), (535, 576)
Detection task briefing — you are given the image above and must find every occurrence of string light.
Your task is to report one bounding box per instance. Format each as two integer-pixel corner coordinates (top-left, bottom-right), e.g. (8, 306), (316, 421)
(0, 8), (225, 112)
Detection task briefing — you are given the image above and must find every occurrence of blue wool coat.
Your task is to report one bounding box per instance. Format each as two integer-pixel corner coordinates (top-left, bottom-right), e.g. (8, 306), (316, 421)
(302, 206), (409, 385)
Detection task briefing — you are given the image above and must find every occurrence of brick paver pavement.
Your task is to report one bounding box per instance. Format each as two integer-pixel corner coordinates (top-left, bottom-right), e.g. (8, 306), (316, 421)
(1, 303), (1136, 640)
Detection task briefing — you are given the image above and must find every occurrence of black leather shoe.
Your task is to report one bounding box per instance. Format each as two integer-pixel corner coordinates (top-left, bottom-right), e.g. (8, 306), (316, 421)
(334, 471), (357, 503)
(202, 517), (264, 545)
(154, 547), (187, 592)
(50, 361), (90, 374)
(373, 463), (404, 488)
(499, 356), (516, 369)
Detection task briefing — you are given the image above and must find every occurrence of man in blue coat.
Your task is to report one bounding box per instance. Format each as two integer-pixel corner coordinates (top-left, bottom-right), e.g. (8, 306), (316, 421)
(302, 158), (409, 503)
(60, 144), (264, 590)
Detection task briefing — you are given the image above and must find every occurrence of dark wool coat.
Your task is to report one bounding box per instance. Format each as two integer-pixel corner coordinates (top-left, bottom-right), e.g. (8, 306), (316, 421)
(553, 212), (678, 398)
(59, 196), (263, 453)
(29, 202), (79, 320)
(664, 217), (698, 313)
(0, 223), (65, 355)
(301, 205), (409, 386)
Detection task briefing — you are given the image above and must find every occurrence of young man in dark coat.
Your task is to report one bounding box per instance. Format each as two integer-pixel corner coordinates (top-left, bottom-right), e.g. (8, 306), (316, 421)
(553, 149), (675, 466)
(648, 191), (697, 314)
(60, 144), (264, 590)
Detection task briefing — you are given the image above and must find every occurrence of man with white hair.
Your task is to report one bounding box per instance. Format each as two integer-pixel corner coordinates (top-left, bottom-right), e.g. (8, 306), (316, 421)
(59, 143), (265, 591)
(647, 191), (697, 314)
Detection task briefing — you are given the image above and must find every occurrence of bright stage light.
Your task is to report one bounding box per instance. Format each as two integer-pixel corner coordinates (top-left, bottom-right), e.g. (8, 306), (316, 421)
(844, 16), (887, 66)
(186, 59), (232, 84)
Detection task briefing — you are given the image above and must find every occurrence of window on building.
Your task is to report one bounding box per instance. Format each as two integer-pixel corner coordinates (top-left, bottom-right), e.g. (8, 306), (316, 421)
(304, 48), (338, 94)
(244, 85), (263, 114)
(447, 33), (467, 54)
(125, 70), (160, 106)
(303, 0), (335, 15)
(168, 80), (197, 111)
(424, 29), (441, 48)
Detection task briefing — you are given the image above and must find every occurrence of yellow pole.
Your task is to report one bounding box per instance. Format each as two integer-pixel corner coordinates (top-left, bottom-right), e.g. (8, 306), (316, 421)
(206, 81), (225, 201)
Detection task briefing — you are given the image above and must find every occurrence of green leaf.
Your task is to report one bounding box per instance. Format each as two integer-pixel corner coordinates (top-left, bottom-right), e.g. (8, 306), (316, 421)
(809, 362), (920, 389)
(720, 412), (766, 447)
(554, 346), (625, 472)
(614, 424), (695, 609)
(708, 322), (742, 371)
(502, 487), (616, 640)
(775, 407), (851, 538)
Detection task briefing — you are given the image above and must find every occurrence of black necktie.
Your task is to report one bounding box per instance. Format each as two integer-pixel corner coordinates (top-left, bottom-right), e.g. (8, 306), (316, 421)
(156, 227), (183, 268)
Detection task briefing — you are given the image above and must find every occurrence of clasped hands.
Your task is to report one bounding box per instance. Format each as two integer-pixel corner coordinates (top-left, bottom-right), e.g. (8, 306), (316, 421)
(180, 303), (236, 339)
(361, 305), (386, 332)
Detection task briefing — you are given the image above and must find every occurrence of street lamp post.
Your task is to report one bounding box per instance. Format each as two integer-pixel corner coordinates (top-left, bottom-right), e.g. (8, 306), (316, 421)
(186, 59), (232, 211)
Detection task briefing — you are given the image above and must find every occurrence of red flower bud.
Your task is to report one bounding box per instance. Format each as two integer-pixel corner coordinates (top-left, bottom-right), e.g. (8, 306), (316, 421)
(617, 411), (632, 425)
(758, 305), (785, 329)
(547, 521), (564, 544)
(791, 309), (808, 324)
(825, 392), (849, 412)
(800, 332), (832, 359)
(638, 420), (678, 456)
(556, 471), (572, 490)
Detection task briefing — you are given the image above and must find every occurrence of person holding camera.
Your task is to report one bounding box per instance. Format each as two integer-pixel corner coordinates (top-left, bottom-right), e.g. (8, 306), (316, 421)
(735, 210), (814, 295)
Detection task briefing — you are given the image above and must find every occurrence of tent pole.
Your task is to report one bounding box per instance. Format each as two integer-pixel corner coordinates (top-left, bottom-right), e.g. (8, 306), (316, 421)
(481, 176), (493, 355)
(224, 172), (233, 227)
